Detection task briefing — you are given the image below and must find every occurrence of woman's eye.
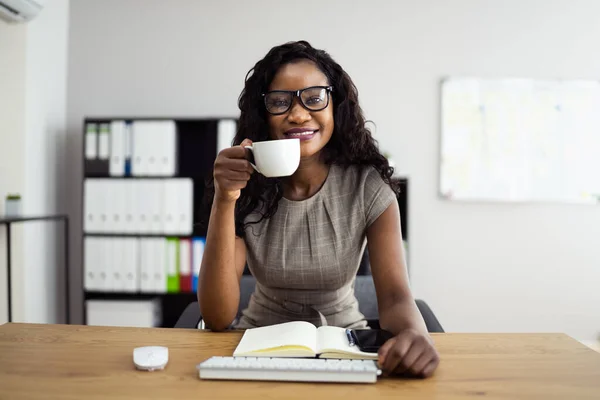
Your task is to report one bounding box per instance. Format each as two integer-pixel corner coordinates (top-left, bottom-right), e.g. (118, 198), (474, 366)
(269, 98), (290, 107)
(305, 96), (323, 105)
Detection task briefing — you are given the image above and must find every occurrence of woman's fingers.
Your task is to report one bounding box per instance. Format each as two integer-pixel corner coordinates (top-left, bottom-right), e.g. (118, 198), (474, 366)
(421, 358), (440, 378)
(378, 329), (440, 378)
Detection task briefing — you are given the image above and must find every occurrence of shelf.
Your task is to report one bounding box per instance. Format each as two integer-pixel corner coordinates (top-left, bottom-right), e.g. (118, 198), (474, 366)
(84, 176), (189, 180)
(0, 214), (68, 224)
(84, 116), (235, 123)
(85, 291), (197, 300)
(83, 233), (197, 238)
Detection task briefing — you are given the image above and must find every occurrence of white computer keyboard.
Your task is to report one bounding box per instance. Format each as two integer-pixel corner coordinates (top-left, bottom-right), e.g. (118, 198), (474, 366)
(197, 356), (381, 383)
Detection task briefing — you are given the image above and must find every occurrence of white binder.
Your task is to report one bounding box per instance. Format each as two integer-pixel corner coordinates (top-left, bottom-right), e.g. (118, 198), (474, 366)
(148, 180), (163, 233)
(161, 179), (194, 235)
(98, 237), (111, 291)
(132, 120), (177, 177)
(98, 123), (110, 160)
(84, 237), (99, 291)
(85, 123), (98, 160)
(122, 238), (139, 292)
(160, 120), (177, 176)
(109, 120), (126, 176)
(162, 180), (178, 234)
(84, 179), (109, 233)
(146, 123), (160, 176)
(122, 180), (136, 233)
(97, 180), (110, 233)
(177, 179), (194, 234)
(217, 119), (237, 154)
(139, 238), (153, 293)
(154, 238), (167, 293)
(135, 180), (152, 233)
(83, 180), (96, 233)
(108, 180), (125, 233)
(131, 121), (148, 176)
(108, 238), (123, 292)
(85, 178), (193, 234)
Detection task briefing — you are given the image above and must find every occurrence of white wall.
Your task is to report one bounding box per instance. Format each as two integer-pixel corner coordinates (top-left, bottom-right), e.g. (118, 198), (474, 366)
(67, 0), (600, 341)
(0, 0), (70, 324)
(21, 0), (70, 324)
(0, 21), (27, 324)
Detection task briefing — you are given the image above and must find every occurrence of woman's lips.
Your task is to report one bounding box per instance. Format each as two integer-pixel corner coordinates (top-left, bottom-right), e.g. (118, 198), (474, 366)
(284, 128), (318, 141)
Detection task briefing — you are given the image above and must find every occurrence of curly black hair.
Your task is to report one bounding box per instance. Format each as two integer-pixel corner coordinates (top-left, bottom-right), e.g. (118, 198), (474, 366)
(202, 40), (400, 238)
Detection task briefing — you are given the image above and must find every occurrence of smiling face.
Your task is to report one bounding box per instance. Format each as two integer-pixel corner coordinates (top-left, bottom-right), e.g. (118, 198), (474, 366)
(266, 60), (334, 160)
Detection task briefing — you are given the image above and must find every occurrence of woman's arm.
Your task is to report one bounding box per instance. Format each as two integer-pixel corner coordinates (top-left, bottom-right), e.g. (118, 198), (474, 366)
(197, 198), (247, 331)
(197, 140), (254, 331)
(366, 201), (427, 335)
(366, 201), (439, 377)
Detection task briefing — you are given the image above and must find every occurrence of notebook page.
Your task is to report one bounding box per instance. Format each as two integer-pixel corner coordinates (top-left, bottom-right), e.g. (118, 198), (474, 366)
(316, 326), (378, 359)
(233, 321), (317, 356)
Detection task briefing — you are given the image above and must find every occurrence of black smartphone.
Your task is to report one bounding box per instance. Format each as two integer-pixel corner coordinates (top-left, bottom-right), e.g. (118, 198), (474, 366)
(350, 328), (395, 352)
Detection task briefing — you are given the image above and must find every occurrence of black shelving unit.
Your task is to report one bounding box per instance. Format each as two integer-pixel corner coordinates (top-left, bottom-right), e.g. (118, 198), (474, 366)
(81, 117), (230, 328)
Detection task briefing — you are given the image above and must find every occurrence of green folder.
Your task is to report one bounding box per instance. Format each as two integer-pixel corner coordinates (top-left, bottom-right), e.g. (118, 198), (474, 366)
(166, 237), (180, 293)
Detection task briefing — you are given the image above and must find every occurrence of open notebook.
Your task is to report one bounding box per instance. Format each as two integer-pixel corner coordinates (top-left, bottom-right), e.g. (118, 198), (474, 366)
(233, 321), (378, 359)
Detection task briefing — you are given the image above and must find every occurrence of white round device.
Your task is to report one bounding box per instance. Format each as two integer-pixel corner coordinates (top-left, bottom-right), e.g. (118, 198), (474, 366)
(133, 346), (169, 371)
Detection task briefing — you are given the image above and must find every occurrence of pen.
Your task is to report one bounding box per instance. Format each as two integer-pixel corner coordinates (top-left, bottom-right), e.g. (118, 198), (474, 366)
(345, 329), (355, 346)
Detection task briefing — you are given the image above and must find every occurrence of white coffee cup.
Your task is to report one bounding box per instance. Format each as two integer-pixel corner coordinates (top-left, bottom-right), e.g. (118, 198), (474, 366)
(244, 138), (300, 177)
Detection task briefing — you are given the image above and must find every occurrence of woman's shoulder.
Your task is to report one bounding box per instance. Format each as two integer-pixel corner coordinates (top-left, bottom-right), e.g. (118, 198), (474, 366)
(329, 163), (395, 203)
(325, 164), (391, 205)
(327, 163), (396, 227)
(329, 163), (385, 189)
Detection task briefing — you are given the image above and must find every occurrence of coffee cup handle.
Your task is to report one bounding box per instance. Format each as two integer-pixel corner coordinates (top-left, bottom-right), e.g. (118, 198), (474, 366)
(243, 145), (260, 173)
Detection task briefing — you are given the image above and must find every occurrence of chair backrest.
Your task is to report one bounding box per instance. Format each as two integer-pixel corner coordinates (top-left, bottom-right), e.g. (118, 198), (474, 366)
(239, 275), (256, 316)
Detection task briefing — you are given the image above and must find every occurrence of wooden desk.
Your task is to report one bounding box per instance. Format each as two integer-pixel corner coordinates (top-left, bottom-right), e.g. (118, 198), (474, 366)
(1, 323), (599, 399)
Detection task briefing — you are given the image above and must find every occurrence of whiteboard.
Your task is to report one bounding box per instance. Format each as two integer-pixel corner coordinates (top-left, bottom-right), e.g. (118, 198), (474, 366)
(440, 77), (600, 204)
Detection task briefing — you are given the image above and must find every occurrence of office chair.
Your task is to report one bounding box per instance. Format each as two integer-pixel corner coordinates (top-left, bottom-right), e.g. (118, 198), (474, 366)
(174, 250), (444, 332)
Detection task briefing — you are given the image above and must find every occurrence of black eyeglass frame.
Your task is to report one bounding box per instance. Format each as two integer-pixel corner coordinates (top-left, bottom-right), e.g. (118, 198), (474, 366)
(262, 85), (334, 115)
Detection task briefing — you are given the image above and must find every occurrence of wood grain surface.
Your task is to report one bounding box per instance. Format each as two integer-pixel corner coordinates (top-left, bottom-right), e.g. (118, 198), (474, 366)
(1, 323), (599, 399)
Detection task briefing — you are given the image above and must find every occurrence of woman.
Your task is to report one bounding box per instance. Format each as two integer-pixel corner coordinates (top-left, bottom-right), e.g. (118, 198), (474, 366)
(198, 40), (439, 378)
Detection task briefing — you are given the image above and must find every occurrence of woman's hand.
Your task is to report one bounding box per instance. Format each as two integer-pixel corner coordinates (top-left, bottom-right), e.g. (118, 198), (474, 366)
(378, 328), (440, 378)
(213, 139), (254, 203)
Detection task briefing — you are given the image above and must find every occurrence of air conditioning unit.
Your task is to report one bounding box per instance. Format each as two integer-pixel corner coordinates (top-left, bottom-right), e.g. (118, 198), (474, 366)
(0, 0), (45, 23)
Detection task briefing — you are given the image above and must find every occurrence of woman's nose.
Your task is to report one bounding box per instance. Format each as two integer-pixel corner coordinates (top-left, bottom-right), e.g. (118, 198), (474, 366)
(287, 98), (311, 123)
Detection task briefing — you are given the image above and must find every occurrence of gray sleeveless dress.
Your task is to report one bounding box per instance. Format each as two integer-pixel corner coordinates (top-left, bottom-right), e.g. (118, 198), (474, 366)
(234, 164), (397, 329)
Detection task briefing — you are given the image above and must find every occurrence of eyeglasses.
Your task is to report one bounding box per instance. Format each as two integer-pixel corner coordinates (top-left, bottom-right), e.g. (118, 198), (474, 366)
(262, 86), (333, 115)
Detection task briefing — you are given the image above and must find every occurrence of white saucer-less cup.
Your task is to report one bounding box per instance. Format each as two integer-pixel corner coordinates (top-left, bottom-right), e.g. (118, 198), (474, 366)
(244, 138), (300, 177)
